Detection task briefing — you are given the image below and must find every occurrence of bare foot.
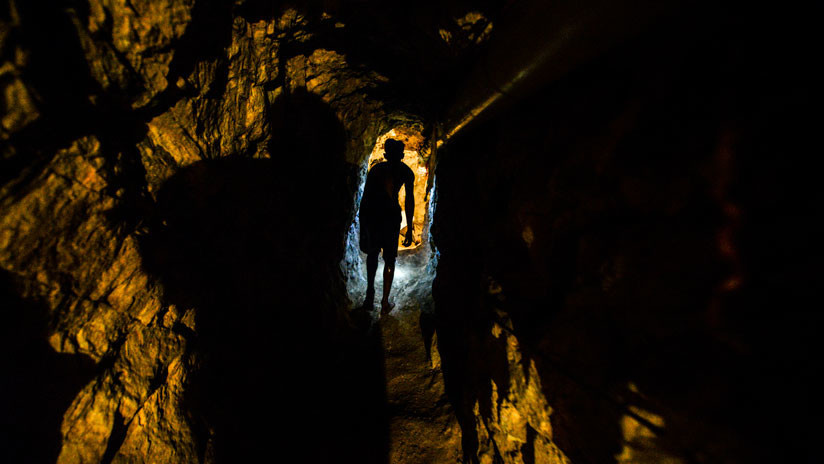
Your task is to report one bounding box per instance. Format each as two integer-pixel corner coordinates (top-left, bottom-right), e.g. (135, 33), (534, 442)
(380, 300), (394, 315)
(361, 290), (375, 310)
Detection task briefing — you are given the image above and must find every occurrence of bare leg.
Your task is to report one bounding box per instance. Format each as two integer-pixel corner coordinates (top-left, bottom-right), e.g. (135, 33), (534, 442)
(363, 252), (378, 308)
(381, 257), (395, 314)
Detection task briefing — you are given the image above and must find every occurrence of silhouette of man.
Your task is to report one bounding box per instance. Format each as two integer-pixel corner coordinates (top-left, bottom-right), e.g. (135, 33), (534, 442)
(359, 138), (415, 314)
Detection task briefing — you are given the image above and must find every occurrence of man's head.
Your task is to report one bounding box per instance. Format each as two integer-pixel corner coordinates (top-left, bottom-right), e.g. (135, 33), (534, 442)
(384, 139), (404, 162)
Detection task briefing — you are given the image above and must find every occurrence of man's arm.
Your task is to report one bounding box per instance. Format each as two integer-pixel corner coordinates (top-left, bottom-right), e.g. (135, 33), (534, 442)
(402, 169), (415, 246)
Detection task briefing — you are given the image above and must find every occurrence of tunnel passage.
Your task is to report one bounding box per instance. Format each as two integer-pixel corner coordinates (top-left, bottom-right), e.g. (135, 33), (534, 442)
(1, 0), (817, 462)
(344, 125), (440, 313)
(137, 90), (389, 463)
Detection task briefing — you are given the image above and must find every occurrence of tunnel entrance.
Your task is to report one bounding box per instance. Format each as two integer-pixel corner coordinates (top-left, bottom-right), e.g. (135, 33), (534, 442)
(343, 126), (438, 312)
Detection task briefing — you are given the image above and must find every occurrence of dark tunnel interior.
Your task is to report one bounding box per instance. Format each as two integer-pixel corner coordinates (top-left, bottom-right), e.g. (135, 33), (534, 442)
(0, 1), (819, 463)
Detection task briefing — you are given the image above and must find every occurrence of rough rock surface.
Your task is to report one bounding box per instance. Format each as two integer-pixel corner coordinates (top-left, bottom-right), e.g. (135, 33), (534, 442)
(379, 308), (461, 464)
(0, 0), (443, 461)
(431, 8), (817, 463)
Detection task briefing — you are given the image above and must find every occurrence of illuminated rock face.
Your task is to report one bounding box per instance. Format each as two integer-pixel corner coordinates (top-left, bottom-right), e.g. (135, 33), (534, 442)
(0, 1), (419, 462)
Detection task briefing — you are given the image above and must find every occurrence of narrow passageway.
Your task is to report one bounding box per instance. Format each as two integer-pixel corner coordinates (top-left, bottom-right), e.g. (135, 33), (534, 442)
(353, 248), (460, 463)
(343, 124), (438, 313)
(341, 124), (461, 461)
(372, 293), (461, 463)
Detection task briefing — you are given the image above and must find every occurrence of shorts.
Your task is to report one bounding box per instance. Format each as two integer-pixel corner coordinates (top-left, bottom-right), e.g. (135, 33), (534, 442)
(359, 216), (400, 260)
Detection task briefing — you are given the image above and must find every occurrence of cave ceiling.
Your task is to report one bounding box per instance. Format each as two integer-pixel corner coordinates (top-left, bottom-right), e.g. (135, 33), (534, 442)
(233, 0), (505, 118)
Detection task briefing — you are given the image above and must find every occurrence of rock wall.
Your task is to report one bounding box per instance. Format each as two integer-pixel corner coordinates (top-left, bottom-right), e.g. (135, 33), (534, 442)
(431, 7), (818, 464)
(1, 1), (407, 461)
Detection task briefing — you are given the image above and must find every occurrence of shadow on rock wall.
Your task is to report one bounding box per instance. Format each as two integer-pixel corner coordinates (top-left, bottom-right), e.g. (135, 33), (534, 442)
(431, 8), (818, 463)
(138, 90), (388, 462)
(0, 271), (96, 464)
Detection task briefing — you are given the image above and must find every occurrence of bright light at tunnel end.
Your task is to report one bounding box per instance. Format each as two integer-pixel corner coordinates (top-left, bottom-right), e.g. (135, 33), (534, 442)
(341, 126), (440, 313)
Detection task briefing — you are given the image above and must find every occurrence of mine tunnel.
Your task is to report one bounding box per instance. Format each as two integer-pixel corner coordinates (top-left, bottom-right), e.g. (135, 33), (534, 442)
(0, 1), (818, 463)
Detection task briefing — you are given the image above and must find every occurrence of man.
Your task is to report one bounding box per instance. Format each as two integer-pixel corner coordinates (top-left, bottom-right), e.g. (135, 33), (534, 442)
(359, 138), (415, 314)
